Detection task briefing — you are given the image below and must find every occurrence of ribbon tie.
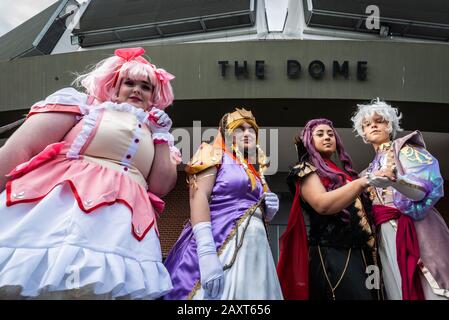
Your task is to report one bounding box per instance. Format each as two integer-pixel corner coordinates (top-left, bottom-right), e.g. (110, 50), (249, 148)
(153, 67), (175, 84)
(114, 47), (148, 63)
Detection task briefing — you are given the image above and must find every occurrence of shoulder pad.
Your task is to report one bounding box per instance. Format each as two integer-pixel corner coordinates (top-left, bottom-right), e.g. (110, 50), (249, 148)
(291, 161), (317, 179)
(286, 161), (317, 195)
(185, 143), (223, 175)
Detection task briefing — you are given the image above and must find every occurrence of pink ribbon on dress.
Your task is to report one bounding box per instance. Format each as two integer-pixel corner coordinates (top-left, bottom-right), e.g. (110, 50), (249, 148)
(6, 142), (66, 179)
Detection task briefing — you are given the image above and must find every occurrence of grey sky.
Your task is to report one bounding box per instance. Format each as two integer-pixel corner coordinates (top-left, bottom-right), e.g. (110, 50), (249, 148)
(0, 0), (58, 37)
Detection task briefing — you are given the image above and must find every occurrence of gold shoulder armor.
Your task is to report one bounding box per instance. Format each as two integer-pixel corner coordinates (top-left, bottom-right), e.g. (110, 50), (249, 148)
(292, 161), (317, 178)
(185, 143), (223, 175)
(400, 144), (433, 165)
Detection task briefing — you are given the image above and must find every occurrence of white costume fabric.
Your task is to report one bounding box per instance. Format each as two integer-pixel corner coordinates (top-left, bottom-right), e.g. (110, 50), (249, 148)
(192, 209), (283, 300)
(0, 88), (173, 299)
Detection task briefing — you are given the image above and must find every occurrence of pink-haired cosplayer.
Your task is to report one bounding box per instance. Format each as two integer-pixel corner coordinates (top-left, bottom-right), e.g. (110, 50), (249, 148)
(0, 47), (179, 299)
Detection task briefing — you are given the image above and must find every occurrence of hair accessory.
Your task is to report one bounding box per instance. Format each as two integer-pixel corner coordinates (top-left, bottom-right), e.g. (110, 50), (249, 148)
(114, 47), (148, 64)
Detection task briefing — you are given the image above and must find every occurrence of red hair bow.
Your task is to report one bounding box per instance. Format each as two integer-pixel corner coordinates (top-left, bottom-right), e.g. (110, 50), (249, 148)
(114, 47), (149, 64)
(153, 68), (175, 84)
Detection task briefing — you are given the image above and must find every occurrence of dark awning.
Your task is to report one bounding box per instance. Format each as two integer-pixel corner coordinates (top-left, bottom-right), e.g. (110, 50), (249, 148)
(73, 0), (256, 47)
(303, 0), (449, 41)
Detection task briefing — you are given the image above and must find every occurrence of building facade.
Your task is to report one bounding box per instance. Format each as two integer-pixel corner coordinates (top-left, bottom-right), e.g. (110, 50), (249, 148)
(0, 0), (448, 259)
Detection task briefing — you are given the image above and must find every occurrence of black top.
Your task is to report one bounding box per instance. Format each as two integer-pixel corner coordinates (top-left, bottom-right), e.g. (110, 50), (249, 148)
(287, 161), (373, 249)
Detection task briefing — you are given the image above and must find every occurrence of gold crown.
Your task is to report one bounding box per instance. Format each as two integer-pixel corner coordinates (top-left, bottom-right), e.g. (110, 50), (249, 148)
(226, 107), (255, 125)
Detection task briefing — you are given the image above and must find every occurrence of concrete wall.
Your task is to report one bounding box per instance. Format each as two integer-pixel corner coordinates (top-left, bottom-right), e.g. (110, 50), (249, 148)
(1, 40), (449, 112)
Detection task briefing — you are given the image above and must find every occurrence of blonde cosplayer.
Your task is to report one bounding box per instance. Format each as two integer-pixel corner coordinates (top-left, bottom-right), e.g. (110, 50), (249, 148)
(220, 108), (269, 191)
(165, 107), (282, 300)
(187, 108), (269, 192)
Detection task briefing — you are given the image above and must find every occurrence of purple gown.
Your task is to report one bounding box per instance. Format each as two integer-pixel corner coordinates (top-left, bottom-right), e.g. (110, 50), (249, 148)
(163, 152), (264, 300)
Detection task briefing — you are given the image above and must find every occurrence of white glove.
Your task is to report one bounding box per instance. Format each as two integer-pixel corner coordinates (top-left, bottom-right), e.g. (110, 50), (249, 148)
(264, 192), (279, 221)
(193, 221), (224, 299)
(366, 173), (426, 201)
(148, 107), (175, 147)
(148, 107), (172, 135)
(391, 175), (427, 201)
(366, 173), (392, 189)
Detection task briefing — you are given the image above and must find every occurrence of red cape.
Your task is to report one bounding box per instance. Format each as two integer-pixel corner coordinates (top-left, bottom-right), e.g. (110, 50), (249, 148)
(277, 180), (309, 299)
(277, 160), (353, 299)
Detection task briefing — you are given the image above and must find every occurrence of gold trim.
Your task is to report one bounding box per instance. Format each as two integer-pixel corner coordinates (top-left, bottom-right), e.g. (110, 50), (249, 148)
(185, 143), (223, 175)
(318, 246), (352, 300)
(400, 145), (433, 165)
(293, 161), (317, 178)
(354, 196), (375, 248)
(379, 142), (393, 152)
(187, 173), (217, 190)
(226, 108), (257, 128)
(370, 145), (396, 204)
(187, 174), (197, 189)
(186, 202), (261, 300)
(418, 259), (449, 298)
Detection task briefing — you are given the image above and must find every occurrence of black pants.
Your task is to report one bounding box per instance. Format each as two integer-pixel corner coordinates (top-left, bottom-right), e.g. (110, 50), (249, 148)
(309, 245), (379, 300)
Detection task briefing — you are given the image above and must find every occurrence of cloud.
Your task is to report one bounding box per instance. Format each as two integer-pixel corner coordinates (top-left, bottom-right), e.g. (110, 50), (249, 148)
(265, 0), (289, 31)
(0, 0), (58, 37)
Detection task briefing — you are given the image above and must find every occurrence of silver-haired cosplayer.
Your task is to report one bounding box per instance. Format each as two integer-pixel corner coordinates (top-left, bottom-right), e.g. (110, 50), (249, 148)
(352, 99), (449, 300)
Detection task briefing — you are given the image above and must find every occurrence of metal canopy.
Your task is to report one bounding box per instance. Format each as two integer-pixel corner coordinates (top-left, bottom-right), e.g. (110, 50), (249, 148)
(73, 0), (256, 47)
(303, 0), (449, 41)
(16, 0), (78, 58)
(0, 1), (66, 61)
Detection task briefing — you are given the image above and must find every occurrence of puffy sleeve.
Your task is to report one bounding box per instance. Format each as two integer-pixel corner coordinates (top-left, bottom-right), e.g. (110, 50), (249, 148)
(286, 161), (317, 195)
(393, 144), (444, 220)
(27, 87), (89, 118)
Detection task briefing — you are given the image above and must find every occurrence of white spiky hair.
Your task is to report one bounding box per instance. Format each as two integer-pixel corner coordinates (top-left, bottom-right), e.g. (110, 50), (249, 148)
(351, 98), (403, 143)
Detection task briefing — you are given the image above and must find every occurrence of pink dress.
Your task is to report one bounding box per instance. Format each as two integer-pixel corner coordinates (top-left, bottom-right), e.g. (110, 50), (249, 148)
(0, 88), (173, 299)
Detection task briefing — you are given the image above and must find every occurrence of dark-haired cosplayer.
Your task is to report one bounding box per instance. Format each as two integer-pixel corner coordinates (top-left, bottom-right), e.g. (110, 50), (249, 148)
(278, 118), (379, 300)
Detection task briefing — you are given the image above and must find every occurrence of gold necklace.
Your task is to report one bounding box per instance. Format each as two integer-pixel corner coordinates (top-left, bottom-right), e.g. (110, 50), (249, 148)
(317, 246), (352, 300)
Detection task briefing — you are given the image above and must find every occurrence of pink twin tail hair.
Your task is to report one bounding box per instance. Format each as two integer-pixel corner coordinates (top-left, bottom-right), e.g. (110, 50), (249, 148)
(299, 118), (358, 190)
(73, 55), (174, 109)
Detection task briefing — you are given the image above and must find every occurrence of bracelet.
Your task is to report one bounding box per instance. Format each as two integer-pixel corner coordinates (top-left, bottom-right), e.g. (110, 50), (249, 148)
(152, 132), (174, 145)
(153, 139), (168, 145)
